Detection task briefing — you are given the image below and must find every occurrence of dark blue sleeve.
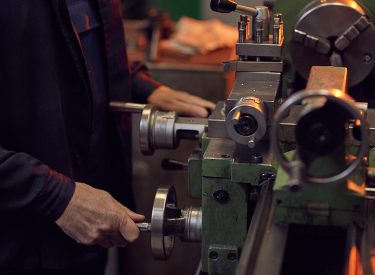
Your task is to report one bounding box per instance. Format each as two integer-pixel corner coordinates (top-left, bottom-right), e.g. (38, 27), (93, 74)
(0, 146), (75, 222)
(130, 61), (161, 103)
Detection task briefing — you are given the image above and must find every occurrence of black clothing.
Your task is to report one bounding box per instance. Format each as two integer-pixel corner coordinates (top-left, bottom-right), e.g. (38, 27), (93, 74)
(0, 0), (159, 273)
(2, 255), (107, 275)
(66, 0), (112, 190)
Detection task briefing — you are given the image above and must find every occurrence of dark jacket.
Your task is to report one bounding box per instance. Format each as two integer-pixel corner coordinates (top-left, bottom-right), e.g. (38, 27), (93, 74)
(0, 0), (159, 272)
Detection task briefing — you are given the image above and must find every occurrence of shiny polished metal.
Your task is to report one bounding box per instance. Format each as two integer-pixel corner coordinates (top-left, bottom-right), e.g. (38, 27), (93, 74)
(141, 186), (203, 260)
(253, 6), (270, 42)
(108, 101), (146, 113)
(136, 222), (152, 232)
(150, 186), (176, 260)
(181, 206), (202, 242)
(139, 106), (207, 155)
(226, 96), (267, 148)
(139, 105), (157, 155)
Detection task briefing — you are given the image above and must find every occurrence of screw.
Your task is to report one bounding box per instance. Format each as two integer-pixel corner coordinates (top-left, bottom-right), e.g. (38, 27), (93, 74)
(259, 172), (276, 184)
(209, 251), (219, 260)
(364, 54), (373, 64)
(248, 138), (256, 148)
(250, 154), (263, 164)
(227, 252), (237, 262)
(288, 183), (302, 192)
(213, 189), (230, 204)
(277, 98), (284, 106)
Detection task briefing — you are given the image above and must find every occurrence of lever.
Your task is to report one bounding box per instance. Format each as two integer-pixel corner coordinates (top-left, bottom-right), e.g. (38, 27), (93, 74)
(162, 159), (188, 171)
(109, 102), (146, 113)
(137, 222), (151, 232)
(210, 0), (258, 17)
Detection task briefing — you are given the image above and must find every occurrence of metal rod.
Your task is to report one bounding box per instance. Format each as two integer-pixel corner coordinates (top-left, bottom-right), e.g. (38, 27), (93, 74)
(273, 14), (282, 44)
(136, 222), (152, 232)
(238, 15), (248, 43)
(366, 187), (375, 200)
(194, 260), (202, 275)
(109, 102), (146, 113)
(255, 19), (264, 44)
(236, 4), (258, 17)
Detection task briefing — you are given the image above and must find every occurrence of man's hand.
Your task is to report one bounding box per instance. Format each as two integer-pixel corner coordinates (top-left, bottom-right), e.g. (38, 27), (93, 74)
(56, 182), (144, 248)
(147, 86), (216, 117)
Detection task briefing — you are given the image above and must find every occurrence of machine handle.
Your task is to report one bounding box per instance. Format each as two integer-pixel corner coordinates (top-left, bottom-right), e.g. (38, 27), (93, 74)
(210, 0), (236, 13)
(137, 222), (152, 232)
(109, 101), (146, 113)
(210, 0), (258, 17)
(270, 89), (368, 185)
(162, 159), (188, 171)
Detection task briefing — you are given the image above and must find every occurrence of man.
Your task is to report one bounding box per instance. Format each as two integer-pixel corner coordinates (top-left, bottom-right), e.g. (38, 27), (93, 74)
(0, 0), (215, 274)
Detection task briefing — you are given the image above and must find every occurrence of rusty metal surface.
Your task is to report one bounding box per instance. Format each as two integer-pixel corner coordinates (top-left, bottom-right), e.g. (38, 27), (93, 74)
(306, 66), (348, 92)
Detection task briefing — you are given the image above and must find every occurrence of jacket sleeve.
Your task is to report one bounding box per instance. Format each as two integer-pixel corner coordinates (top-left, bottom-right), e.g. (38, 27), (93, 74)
(130, 61), (161, 103)
(0, 146), (75, 222)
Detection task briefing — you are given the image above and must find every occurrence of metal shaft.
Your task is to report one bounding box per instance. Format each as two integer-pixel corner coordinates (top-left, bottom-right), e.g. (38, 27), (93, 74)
(238, 15), (248, 43)
(236, 4), (258, 17)
(137, 222), (152, 232)
(273, 13), (283, 44)
(109, 101), (146, 113)
(255, 19), (264, 44)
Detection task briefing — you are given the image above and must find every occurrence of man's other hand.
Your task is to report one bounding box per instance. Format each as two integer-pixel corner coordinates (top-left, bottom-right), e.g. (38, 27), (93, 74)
(147, 86), (216, 118)
(56, 182), (144, 248)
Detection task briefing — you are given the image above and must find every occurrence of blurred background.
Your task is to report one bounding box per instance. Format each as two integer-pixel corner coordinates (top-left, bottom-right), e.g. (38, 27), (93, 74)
(122, 0), (267, 22)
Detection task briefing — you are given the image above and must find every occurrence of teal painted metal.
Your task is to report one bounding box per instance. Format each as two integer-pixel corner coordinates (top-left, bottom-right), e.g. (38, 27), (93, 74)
(231, 163), (276, 184)
(188, 135), (214, 199)
(273, 151), (366, 227)
(202, 178), (248, 275)
(200, 138), (277, 274)
(208, 245), (240, 275)
(188, 150), (203, 198)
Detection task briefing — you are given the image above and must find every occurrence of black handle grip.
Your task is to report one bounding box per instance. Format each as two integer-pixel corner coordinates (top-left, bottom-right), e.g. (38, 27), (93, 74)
(210, 0), (237, 13)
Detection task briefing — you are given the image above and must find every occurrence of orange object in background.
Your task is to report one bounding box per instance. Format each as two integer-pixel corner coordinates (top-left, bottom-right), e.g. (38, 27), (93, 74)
(346, 245), (363, 275)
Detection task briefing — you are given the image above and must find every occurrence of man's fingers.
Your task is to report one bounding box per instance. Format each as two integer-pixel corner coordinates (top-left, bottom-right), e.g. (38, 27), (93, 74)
(173, 100), (209, 117)
(176, 92), (216, 110)
(147, 86), (216, 117)
(55, 182), (143, 248)
(118, 215), (140, 243)
(124, 207), (145, 222)
(109, 231), (128, 248)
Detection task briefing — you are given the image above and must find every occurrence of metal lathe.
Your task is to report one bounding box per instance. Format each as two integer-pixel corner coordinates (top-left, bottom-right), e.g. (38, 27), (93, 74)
(112, 0), (375, 274)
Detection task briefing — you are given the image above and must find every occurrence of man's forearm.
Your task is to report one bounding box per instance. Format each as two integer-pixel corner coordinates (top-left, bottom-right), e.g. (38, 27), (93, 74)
(0, 146), (75, 221)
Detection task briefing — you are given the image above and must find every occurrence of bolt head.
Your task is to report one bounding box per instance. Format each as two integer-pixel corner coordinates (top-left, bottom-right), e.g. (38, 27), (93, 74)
(227, 252), (238, 262)
(209, 251), (219, 260)
(364, 54), (373, 64)
(213, 189), (230, 204)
